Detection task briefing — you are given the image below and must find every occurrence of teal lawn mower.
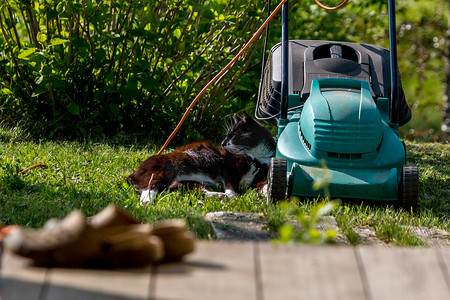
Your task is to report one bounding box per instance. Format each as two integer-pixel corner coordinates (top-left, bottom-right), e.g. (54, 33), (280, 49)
(256, 0), (419, 209)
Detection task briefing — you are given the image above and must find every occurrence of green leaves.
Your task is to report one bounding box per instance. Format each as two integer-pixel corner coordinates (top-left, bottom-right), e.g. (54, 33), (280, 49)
(17, 48), (37, 60)
(36, 32), (47, 44)
(67, 102), (80, 115)
(1, 162), (26, 190)
(274, 200), (340, 245)
(2, 0), (444, 143)
(49, 38), (67, 47)
(0, 0), (268, 141)
(201, 8), (215, 20)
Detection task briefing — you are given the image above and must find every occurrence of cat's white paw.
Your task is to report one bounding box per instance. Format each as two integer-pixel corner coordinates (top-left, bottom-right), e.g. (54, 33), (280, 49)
(139, 189), (157, 205)
(260, 183), (269, 197)
(202, 188), (237, 199)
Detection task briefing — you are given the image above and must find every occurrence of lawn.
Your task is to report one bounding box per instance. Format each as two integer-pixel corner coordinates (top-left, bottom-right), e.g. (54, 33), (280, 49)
(1, 123), (449, 245)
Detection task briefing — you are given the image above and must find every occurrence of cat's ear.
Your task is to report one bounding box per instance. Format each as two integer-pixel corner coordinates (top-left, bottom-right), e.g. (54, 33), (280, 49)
(242, 111), (252, 121)
(233, 113), (241, 123)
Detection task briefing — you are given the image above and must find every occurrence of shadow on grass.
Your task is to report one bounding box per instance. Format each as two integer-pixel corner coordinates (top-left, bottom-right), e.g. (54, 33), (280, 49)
(0, 181), (126, 228)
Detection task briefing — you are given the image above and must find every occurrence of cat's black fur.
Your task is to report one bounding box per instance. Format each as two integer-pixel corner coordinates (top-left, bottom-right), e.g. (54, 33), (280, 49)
(127, 112), (275, 205)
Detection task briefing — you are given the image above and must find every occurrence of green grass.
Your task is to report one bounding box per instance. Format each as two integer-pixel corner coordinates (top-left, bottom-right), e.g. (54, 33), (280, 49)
(0, 124), (269, 236)
(335, 204), (432, 246)
(331, 140), (450, 246)
(407, 142), (450, 219)
(1, 124), (449, 246)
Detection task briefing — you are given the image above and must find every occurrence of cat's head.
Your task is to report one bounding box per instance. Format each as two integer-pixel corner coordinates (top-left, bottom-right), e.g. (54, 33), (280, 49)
(221, 112), (275, 161)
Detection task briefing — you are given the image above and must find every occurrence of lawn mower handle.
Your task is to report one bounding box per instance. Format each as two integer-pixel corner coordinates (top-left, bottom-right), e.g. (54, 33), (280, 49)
(388, 0), (399, 124)
(280, 0), (289, 120)
(311, 78), (370, 91)
(279, 0), (400, 125)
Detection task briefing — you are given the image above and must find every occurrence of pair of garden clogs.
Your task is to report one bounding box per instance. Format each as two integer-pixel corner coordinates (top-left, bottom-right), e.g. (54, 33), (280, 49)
(3, 205), (195, 268)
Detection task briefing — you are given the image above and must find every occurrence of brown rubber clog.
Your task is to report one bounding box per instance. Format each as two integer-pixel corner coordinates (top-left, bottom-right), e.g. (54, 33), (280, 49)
(5, 210), (109, 267)
(151, 219), (195, 261)
(88, 204), (140, 228)
(4, 206), (195, 267)
(89, 205), (195, 261)
(4, 210), (164, 268)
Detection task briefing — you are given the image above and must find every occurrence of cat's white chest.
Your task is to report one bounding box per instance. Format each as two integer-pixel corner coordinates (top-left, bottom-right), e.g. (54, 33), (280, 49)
(239, 164), (258, 187)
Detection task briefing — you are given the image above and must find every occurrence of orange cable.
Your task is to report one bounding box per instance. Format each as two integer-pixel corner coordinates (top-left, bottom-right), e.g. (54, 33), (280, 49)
(314, 0), (349, 10)
(157, 0), (288, 155)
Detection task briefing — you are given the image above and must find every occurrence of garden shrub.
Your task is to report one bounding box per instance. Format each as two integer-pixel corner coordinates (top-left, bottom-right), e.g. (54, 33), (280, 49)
(1, 0), (448, 142)
(0, 0), (265, 142)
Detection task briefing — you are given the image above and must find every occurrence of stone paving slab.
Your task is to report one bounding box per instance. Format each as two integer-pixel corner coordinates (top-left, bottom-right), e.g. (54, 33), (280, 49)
(205, 212), (348, 243)
(353, 226), (390, 247)
(409, 226), (450, 248)
(204, 212), (276, 241)
(205, 211), (450, 248)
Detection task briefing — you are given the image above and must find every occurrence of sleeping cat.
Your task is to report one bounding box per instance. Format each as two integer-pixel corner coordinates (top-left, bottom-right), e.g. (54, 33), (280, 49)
(127, 112), (275, 205)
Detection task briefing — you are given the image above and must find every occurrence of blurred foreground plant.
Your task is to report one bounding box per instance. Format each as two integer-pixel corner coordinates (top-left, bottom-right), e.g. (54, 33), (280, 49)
(274, 200), (340, 245)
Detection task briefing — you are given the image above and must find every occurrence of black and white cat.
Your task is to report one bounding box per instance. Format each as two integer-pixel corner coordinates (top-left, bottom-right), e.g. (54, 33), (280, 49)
(127, 112), (275, 205)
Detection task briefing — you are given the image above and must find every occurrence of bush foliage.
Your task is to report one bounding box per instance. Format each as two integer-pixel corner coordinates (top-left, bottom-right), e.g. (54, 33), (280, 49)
(0, 0), (448, 142)
(0, 0), (265, 142)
